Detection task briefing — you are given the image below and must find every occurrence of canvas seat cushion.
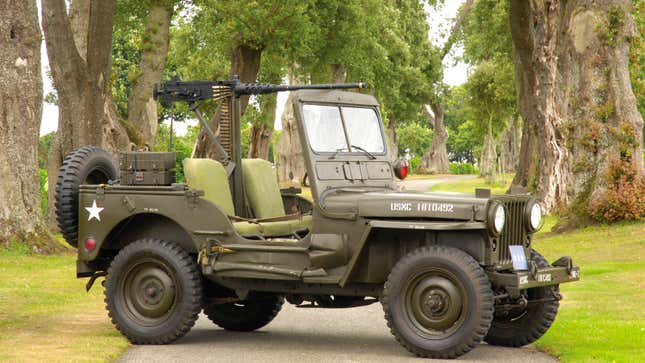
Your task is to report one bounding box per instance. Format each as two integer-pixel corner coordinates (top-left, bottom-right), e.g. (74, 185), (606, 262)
(233, 215), (312, 237)
(241, 159), (286, 219)
(183, 158), (235, 216)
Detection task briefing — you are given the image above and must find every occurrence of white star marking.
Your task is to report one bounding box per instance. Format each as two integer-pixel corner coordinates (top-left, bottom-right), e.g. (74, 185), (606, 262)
(85, 200), (104, 221)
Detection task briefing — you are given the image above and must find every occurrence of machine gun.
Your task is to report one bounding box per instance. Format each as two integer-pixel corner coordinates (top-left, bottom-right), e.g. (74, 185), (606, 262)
(153, 77), (368, 104)
(153, 76), (368, 217)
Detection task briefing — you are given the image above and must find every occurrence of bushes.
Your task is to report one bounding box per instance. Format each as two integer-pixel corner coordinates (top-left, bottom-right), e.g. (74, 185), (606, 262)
(408, 156), (421, 172)
(449, 162), (479, 175)
(588, 159), (645, 223)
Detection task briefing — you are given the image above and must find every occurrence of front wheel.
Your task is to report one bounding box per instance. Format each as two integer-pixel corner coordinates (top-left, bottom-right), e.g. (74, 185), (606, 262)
(105, 239), (202, 344)
(382, 246), (493, 359)
(484, 250), (560, 347)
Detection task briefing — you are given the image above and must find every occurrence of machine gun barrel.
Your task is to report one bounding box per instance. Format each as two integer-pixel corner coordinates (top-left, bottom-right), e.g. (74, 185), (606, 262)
(233, 82), (368, 95)
(153, 78), (367, 104)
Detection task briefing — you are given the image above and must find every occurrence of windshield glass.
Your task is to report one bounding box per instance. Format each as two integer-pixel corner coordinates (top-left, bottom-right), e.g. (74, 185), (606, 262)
(302, 104), (385, 154)
(302, 104), (347, 152)
(342, 107), (385, 153)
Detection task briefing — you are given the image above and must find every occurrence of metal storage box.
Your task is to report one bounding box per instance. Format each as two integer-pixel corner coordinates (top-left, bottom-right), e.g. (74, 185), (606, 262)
(119, 152), (176, 185)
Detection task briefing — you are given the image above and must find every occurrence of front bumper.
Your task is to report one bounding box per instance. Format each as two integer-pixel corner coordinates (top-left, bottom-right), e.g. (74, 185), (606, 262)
(489, 257), (580, 296)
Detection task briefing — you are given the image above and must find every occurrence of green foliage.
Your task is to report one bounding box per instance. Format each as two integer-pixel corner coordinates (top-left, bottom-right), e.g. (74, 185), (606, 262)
(464, 61), (515, 136)
(240, 121), (252, 157)
(111, 0), (148, 119)
(408, 155), (421, 172)
(449, 162), (478, 175)
(462, 0), (512, 65)
(297, 0), (439, 130)
(457, 0), (517, 163)
(396, 122), (433, 157)
(38, 132), (55, 169)
(443, 85), (478, 163)
(44, 91), (58, 106)
(450, 119), (480, 163)
(166, 0), (442, 146)
(152, 122), (198, 182)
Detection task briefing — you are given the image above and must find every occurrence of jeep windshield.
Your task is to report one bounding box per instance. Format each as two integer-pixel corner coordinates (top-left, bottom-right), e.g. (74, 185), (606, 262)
(302, 104), (386, 155)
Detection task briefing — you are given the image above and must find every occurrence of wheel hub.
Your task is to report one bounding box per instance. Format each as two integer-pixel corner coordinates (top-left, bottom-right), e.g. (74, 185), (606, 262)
(423, 290), (449, 316)
(123, 260), (177, 324)
(407, 274), (464, 332)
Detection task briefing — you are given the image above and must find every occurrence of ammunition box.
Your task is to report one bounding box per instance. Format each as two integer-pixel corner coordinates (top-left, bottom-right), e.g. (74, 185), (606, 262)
(119, 152), (176, 186)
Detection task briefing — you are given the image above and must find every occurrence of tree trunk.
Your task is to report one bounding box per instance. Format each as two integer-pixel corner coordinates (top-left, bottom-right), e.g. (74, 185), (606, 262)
(248, 122), (273, 160)
(499, 115), (521, 174)
(330, 64), (347, 84)
(248, 66), (281, 160)
(509, 0), (644, 220)
(416, 0), (475, 174)
(479, 116), (497, 181)
(0, 0), (62, 253)
(193, 44), (262, 159)
(127, 3), (172, 148)
(420, 104), (450, 173)
(248, 91), (276, 161)
(42, 0), (131, 228)
(276, 91), (306, 184)
(385, 122), (398, 161)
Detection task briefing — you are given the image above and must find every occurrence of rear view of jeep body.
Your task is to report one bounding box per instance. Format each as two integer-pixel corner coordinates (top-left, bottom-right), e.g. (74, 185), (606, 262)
(59, 78), (579, 359)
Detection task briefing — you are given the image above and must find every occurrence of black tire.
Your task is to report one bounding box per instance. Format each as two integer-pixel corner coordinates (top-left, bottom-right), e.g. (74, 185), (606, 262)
(203, 292), (284, 332)
(484, 250), (560, 347)
(105, 239), (202, 344)
(55, 146), (118, 247)
(382, 246), (494, 359)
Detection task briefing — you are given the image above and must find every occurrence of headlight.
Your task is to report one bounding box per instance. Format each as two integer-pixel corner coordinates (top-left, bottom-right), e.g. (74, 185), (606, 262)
(494, 205), (506, 233)
(527, 202), (542, 231)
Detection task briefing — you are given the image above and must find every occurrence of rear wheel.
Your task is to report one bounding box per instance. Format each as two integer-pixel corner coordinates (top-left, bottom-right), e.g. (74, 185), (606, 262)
(55, 146), (118, 247)
(203, 292), (284, 332)
(484, 250), (560, 347)
(105, 239), (202, 344)
(382, 246), (493, 359)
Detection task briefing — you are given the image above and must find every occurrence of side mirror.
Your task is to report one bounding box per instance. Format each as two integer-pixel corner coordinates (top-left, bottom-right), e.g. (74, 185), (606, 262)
(393, 159), (409, 180)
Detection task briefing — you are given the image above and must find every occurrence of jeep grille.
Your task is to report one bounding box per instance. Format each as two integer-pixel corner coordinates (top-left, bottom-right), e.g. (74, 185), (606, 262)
(495, 196), (529, 265)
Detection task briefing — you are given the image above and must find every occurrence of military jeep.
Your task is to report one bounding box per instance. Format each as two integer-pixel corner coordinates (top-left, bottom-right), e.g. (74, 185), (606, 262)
(55, 78), (579, 359)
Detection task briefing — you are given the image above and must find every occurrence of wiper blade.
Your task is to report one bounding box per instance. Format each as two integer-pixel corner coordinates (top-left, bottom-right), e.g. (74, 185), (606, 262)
(351, 144), (376, 159)
(329, 146), (349, 159)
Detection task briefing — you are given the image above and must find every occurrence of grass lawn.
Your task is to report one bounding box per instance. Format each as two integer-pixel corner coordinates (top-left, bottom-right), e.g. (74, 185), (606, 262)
(0, 245), (128, 362)
(532, 221), (645, 362)
(429, 173), (514, 194)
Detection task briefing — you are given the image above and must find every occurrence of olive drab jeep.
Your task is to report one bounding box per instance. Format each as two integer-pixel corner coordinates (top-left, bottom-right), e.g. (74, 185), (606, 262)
(55, 78), (580, 359)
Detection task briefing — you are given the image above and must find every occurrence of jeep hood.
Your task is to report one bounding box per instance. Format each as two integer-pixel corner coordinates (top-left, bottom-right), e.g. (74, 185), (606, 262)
(323, 189), (490, 221)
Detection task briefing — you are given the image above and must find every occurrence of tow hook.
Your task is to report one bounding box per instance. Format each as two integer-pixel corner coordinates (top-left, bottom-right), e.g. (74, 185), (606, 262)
(552, 256), (574, 274)
(85, 271), (107, 292)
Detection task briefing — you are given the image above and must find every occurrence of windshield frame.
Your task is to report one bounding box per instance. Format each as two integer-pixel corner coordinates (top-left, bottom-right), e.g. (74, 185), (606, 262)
(300, 102), (388, 156)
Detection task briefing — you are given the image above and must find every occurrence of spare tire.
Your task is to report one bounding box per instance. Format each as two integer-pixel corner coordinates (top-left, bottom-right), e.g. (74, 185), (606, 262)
(55, 146), (119, 247)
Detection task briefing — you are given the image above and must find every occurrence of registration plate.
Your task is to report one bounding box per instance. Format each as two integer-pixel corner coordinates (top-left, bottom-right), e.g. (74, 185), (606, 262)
(509, 245), (528, 271)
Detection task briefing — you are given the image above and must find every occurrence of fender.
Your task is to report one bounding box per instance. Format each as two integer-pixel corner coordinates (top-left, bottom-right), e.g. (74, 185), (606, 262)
(339, 219), (489, 287)
(77, 185), (235, 262)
